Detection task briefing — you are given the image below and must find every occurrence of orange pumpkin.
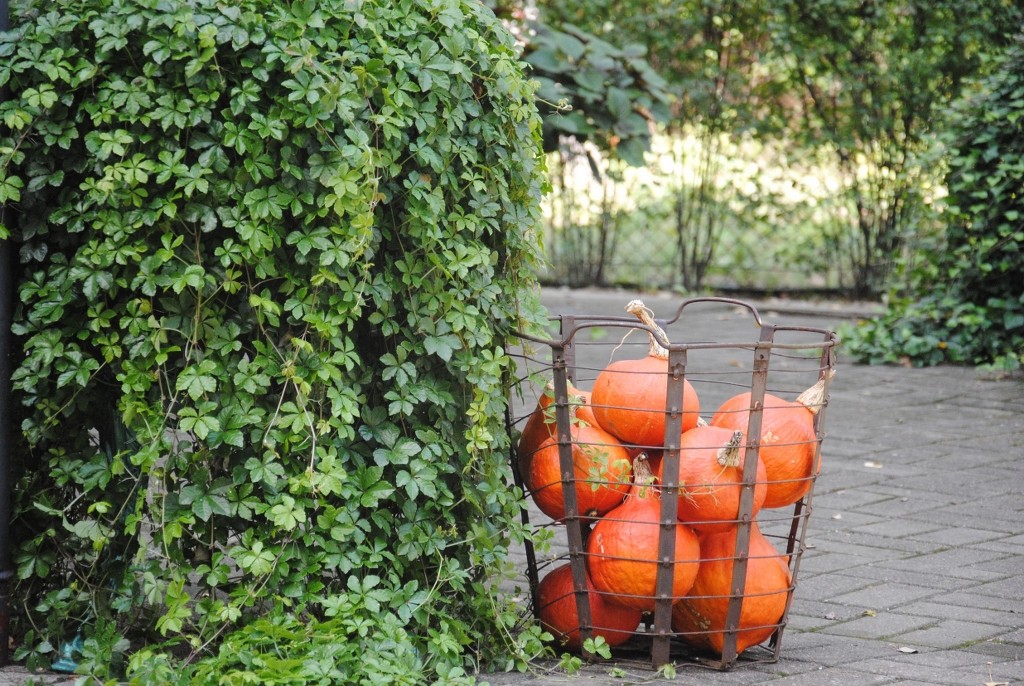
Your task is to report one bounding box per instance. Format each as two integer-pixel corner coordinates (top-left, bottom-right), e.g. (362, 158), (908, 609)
(586, 456), (701, 611)
(710, 373), (831, 509)
(591, 300), (700, 448)
(537, 563), (642, 651)
(659, 425), (768, 533)
(526, 424), (632, 521)
(517, 381), (597, 478)
(672, 522), (792, 657)
(574, 387), (600, 428)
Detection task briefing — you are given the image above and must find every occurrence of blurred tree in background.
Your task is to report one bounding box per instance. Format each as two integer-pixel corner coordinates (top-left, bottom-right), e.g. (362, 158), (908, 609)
(522, 0), (1022, 299)
(768, 0), (1023, 297)
(840, 34), (1024, 370)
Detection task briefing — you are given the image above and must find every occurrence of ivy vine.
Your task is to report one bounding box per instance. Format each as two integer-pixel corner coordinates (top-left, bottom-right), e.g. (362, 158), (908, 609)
(0, 0), (551, 681)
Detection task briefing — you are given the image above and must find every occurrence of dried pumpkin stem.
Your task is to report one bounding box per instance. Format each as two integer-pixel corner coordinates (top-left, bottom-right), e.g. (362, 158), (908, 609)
(625, 299), (670, 360)
(716, 430), (744, 468)
(796, 368), (837, 416)
(631, 453), (657, 498)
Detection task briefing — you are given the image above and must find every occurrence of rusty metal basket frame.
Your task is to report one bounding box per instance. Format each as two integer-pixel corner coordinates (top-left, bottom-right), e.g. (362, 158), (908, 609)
(508, 297), (838, 670)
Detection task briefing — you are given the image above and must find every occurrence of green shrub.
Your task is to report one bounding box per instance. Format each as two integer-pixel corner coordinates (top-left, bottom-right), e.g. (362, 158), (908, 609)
(840, 35), (1024, 370)
(0, 0), (549, 681)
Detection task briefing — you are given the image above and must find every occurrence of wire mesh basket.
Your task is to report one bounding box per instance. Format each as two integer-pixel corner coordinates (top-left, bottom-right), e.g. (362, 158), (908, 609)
(507, 297), (838, 670)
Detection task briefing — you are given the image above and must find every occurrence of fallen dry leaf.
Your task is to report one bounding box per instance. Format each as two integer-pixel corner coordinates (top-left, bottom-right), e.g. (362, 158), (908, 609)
(862, 609), (877, 617)
(985, 659), (1009, 685)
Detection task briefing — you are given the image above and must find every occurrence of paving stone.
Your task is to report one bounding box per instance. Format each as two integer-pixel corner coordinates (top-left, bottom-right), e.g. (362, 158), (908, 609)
(850, 516), (945, 540)
(888, 474), (1008, 499)
(788, 597), (868, 624)
(920, 447), (1021, 470)
(973, 554), (1024, 575)
(801, 536), (916, 562)
(813, 486), (896, 508)
(814, 468), (894, 492)
(840, 656), (1018, 686)
(785, 612), (842, 633)
(994, 532), (1024, 546)
(808, 512), (893, 537)
(869, 548), (1010, 582)
(817, 612), (937, 640)
(905, 507), (1023, 534)
(963, 640), (1024, 662)
(963, 575), (1024, 600)
(842, 494), (959, 519)
(896, 600), (1023, 627)
(836, 530), (945, 556)
(909, 527), (1012, 547)
(929, 589), (1024, 615)
(973, 536), (1024, 555)
(828, 582), (944, 611)
(880, 646), (1017, 668)
(891, 619), (1007, 649)
(778, 633), (907, 668)
(798, 550), (882, 575)
(792, 571), (875, 602)
(842, 564), (977, 591)
(999, 627), (1024, 644)
(743, 666), (893, 685)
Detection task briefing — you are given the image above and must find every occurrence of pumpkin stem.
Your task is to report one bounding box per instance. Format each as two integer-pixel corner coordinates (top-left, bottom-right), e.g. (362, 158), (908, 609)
(796, 369), (836, 416)
(625, 299), (670, 360)
(630, 453), (658, 499)
(540, 380), (588, 426)
(716, 430), (744, 468)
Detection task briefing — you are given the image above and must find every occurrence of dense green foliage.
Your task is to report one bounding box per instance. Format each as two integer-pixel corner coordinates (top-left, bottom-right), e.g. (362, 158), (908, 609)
(769, 0), (1022, 296)
(532, 0), (1022, 295)
(841, 35), (1024, 369)
(522, 23), (672, 166)
(0, 0), (550, 681)
(484, 1), (673, 167)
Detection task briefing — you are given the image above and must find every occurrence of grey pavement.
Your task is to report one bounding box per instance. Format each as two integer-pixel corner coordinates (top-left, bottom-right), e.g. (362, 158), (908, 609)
(2, 286), (1022, 685)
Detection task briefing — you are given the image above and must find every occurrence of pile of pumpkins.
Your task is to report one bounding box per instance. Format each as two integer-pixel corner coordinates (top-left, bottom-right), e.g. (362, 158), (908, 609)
(516, 300), (830, 658)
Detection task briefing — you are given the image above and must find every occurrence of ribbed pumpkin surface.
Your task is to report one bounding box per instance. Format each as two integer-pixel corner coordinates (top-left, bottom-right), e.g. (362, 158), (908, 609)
(586, 458), (701, 611)
(672, 523), (792, 656)
(537, 563), (642, 650)
(711, 391), (819, 509)
(526, 424), (631, 521)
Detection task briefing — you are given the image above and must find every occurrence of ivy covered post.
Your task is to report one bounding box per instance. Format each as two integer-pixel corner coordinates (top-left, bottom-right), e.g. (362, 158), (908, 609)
(0, 0), (14, 668)
(0, 1), (549, 681)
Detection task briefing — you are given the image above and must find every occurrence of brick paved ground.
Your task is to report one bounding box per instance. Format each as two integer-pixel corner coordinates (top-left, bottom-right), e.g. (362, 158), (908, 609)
(2, 287), (1021, 686)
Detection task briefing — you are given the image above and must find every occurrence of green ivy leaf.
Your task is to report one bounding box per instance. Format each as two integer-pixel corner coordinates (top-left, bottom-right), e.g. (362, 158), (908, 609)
(177, 360), (219, 400)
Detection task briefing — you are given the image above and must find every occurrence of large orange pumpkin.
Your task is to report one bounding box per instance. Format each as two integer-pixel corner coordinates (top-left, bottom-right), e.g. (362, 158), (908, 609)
(586, 456), (701, 612)
(537, 563), (642, 651)
(671, 522), (792, 657)
(659, 425), (768, 533)
(591, 300), (700, 448)
(526, 424), (632, 521)
(710, 373), (831, 509)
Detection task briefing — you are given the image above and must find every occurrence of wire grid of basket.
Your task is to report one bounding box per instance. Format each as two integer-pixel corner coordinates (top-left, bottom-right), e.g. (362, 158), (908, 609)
(506, 297), (838, 670)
